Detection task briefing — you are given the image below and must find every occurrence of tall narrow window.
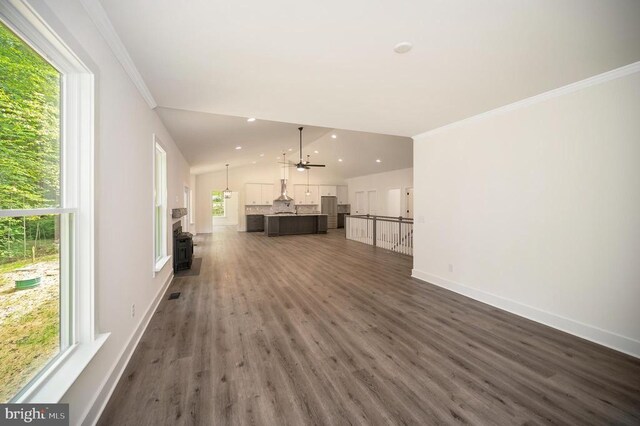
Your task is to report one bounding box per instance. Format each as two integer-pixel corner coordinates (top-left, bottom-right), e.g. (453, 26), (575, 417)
(153, 140), (167, 270)
(211, 190), (225, 217)
(0, 21), (69, 402)
(1, 2), (100, 404)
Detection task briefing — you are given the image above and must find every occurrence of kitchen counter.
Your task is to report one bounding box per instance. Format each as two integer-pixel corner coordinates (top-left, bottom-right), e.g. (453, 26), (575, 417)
(264, 213), (327, 217)
(264, 214), (328, 236)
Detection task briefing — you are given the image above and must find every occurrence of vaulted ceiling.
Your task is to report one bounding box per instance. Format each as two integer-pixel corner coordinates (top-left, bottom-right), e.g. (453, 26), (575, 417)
(98, 0), (640, 137)
(156, 107), (412, 177)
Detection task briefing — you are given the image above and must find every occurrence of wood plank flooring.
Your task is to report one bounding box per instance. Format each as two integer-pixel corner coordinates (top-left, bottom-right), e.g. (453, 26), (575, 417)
(98, 227), (640, 425)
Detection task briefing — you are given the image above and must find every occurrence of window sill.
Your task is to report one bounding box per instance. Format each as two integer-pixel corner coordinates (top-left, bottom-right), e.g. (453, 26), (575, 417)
(16, 333), (110, 403)
(154, 255), (171, 273)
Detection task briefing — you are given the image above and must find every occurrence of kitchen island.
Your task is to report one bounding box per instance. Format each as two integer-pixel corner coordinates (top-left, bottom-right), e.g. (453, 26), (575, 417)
(264, 214), (328, 237)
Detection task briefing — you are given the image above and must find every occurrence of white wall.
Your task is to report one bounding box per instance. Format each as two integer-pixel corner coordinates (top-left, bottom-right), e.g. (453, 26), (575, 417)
(412, 66), (640, 357)
(195, 161), (346, 233)
(346, 168), (413, 216)
(28, 1), (191, 424)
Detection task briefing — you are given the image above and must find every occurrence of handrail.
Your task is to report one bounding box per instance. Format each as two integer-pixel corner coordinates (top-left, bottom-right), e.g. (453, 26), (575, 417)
(348, 214), (413, 223)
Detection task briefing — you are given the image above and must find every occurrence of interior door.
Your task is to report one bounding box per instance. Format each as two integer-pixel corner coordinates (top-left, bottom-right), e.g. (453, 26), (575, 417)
(367, 190), (377, 215)
(406, 187), (414, 218)
(355, 191), (365, 214)
(387, 188), (401, 217)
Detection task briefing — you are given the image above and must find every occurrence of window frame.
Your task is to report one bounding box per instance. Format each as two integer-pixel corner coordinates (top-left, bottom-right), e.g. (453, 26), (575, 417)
(152, 135), (169, 273)
(0, 0), (107, 403)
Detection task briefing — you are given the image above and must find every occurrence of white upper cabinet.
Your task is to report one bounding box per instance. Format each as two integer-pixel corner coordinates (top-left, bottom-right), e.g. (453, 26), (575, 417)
(245, 183), (261, 205)
(293, 184), (319, 204)
(337, 186), (348, 204)
(305, 185), (319, 205)
(245, 183), (274, 205)
(293, 185), (306, 204)
(261, 184), (274, 205)
(319, 185), (337, 197)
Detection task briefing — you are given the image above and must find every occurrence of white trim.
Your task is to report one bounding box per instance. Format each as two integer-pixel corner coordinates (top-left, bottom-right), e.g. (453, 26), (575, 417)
(15, 333), (109, 403)
(0, 208), (75, 217)
(153, 136), (168, 275)
(80, 273), (174, 426)
(0, 0), (90, 73)
(413, 61), (640, 140)
(78, 0), (157, 109)
(154, 255), (171, 273)
(411, 269), (640, 359)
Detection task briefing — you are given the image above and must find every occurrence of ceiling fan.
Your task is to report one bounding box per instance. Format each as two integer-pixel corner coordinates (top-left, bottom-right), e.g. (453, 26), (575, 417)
(294, 127), (325, 171)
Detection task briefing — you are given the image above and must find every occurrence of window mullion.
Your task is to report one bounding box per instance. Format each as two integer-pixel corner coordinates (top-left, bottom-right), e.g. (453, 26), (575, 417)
(0, 208), (76, 217)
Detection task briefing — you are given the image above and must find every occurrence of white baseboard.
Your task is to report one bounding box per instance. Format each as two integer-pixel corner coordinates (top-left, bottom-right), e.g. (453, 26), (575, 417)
(411, 269), (640, 359)
(80, 272), (174, 425)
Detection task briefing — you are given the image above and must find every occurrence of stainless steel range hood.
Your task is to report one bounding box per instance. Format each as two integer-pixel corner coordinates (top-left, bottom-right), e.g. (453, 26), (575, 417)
(275, 179), (294, 202)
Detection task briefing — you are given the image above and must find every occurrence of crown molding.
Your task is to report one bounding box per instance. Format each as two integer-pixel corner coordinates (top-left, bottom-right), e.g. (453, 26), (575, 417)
(413, 61), (640, 140)
(79, 0), (157, 109)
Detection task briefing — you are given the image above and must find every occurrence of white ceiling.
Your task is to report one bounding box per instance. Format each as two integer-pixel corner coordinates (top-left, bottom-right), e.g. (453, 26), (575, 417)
(98, 0), (640, 137)
(156, 107), (412, 177)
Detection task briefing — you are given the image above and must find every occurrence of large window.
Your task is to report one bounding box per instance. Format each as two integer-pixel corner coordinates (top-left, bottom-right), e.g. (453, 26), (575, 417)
(212, 191), (225, 217)
(0, 2), (101, 404)
(0, 20), (68, 402)
(153, 139), (168, 271)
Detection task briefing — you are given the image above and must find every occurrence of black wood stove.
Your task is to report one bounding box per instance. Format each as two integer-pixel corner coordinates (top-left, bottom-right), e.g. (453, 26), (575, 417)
(172, 221), (193, 272)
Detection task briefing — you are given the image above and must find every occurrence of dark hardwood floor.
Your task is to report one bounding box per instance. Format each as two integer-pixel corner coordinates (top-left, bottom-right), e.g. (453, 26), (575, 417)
(98, 227), (640, 425)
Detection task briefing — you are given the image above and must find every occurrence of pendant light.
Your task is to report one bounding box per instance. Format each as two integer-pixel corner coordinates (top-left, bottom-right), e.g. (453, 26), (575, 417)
(223, 164), (232, 199)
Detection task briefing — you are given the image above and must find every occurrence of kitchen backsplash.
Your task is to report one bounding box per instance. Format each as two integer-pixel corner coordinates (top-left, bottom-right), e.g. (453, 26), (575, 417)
(296, 205), (321, 214)
(245, 205), (272, 215)
(245, 204), (350, 215)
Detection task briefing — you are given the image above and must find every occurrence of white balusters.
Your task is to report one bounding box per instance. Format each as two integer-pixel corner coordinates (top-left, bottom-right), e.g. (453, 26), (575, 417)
(345, 215), (413, 256)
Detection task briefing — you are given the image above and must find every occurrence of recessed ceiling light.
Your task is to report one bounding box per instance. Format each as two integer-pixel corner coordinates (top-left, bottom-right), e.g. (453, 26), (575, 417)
(247, 117), (256, 122)
(376, 159), (381, 163)
(259, 153), (264, 157)
(314, 150), (319, 154)
(252, 161), (256, 164)
(235, 146), (242, 150)
(338, 158), (343, 162)
(288, 148), (293, 151)
(394, 41), (413, 54)
(331, 134), (337, 139)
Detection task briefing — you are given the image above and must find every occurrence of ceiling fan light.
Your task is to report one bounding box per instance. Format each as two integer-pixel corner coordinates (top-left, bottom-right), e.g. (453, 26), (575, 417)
(296, 165), (305, 171)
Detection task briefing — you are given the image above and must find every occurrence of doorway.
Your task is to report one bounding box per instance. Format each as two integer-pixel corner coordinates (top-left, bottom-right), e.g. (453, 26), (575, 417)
(367, 190), (377, 215)
(212, 190), (239, 228)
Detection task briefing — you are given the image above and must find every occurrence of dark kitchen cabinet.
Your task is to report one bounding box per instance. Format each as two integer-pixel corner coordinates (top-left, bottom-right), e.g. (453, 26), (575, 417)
(246, 215), (265, 232)
(337, 212), (349, 228)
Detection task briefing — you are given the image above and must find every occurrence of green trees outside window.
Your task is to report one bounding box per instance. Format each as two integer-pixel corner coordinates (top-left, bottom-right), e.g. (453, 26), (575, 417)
(212, 191), (225, 217)
(0, 21), (62, 402)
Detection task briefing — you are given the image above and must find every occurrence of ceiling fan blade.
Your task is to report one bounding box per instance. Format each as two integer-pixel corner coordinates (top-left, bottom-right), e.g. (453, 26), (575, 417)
(305, 164), (326, 167)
